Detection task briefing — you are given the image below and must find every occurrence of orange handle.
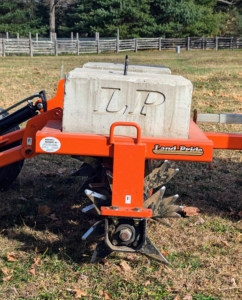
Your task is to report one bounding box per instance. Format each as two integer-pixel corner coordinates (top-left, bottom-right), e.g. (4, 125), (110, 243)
(109, 122), (142, 144)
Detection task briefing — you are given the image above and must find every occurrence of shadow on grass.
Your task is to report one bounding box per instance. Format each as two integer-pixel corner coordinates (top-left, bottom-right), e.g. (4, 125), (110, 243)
(0, 155), (241, 264)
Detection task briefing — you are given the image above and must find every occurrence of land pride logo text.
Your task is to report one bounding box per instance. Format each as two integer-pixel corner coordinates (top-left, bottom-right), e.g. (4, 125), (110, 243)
(153, 145), (204, 156)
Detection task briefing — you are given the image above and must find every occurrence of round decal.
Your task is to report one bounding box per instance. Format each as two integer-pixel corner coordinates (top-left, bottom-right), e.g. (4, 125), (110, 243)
(40, 137), (61, 153)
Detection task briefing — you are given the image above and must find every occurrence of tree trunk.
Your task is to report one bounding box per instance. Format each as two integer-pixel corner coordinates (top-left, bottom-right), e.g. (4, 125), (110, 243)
(49, 0), (55, 40)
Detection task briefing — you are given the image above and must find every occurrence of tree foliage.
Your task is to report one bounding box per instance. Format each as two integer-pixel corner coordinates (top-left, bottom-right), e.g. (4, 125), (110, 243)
(0, 0), (241, 38)
(71, 0), (225, 38)
(0, 0), (47, 36)
(151, 0), (224, 37)
(69, 0), (157, 38)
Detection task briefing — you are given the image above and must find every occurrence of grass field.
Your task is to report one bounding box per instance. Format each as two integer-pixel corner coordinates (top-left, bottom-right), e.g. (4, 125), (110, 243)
(0, 50), (242, 300)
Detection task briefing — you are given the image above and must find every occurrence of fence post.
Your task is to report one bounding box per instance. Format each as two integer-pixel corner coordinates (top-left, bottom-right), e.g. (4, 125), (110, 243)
(116, 28), (119, 53)
(17, 33), (19, 41)
(186, 36), (190, 50)
(230, 37), (233, 51)
(215, 36), (218, 51)
(202, 37), (205, 50)
(158, 37), (161, 51)
(76, 33), (79, 55)
(2, 39), (5, 57)
(96, 32), (100, 54)
(71, 32), (73, 42)
(135, 38), (138, 52)
(6, 32), (8, 40)
(29, 32), (33, 57)
(36, 33), (38, 47)
(55, 34), (58, 56)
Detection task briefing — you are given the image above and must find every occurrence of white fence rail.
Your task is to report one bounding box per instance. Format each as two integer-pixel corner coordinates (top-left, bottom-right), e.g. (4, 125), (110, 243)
(1, 36), (241, 56)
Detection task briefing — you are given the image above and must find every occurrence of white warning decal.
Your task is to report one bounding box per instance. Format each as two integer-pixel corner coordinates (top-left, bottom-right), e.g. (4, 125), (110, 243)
(40, 137), (61, 153)
(125, 195), (132, 204)
(27, 137), (32, 146)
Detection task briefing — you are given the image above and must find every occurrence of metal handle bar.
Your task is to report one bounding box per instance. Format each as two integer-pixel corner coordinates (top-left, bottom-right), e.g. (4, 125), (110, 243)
(109, 122), (142, 145)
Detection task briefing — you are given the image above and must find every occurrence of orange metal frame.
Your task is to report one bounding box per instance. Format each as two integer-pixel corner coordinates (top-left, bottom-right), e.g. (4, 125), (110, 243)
(1, 79), (242, 218)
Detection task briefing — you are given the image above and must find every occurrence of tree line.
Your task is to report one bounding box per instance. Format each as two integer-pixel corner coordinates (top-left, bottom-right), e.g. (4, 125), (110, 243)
(0, 0), (241, 39)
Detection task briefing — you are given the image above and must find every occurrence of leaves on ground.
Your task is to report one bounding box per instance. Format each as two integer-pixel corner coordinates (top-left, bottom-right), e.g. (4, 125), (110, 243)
(194, 217), (205, 225)
(29, 266), (36, 276)
(7, 252), (18, 262)
(1, 267), (12, 276)
(99, 290), (111, 299)
(183, 295), (192, 300)
(161, 249), (169, 257)
(38, 205), (51, 215)
(120, 260), (131, 272)
(49, 213), (58, 221)
(182, 207), (201, 216)
(72, 288), (88, 298)
(221, 240), (230, 247)
(2, 275), (13, 282)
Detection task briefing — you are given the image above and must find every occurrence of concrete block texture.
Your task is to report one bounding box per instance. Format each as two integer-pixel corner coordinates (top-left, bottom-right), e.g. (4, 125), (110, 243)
(82, 62), (171, 74)
(62, 67), (193, 138)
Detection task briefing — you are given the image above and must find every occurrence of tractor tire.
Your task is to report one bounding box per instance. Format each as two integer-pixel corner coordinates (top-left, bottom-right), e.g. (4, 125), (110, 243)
(0, 108), (24, 190)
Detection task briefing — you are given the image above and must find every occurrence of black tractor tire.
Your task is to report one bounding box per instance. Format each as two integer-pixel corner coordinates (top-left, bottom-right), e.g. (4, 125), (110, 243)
(0, 108), (24, 190)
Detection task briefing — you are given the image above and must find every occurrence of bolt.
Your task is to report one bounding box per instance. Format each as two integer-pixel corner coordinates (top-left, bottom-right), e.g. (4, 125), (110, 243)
(25, 149), (32, 155)
(111, 206), (119, 210)
(119, 228), (133, 242)
(36, 103), (43, 110)
(112, 218), (119, 225)
(133, 219), (140, 226)
(54, 111), (60, 117)
(133, 208), (140, 212)
(112, 239), (118, 246)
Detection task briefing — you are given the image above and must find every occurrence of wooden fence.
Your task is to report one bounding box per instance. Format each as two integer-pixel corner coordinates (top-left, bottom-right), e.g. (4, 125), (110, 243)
(1, 36), (242, 56)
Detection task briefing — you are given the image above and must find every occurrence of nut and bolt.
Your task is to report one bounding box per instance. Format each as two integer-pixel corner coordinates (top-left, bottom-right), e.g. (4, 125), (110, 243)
(25, 149), (32, 155)
(119, 228), (133, 242)
(133, 208), (140, 212)
(112, 218), (119, 225)
(36, 103), (43, 110)
(133, 219), (140, 226)
(110, 206), (119, 210)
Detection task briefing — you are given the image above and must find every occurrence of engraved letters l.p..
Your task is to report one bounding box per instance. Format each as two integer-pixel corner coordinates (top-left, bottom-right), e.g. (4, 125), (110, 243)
(93, 87), (165, 116)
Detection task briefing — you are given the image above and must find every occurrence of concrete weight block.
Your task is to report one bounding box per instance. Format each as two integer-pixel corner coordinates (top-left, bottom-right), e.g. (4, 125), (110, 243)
(82, 62), (171, 74)
(62, 67), (193, 138)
